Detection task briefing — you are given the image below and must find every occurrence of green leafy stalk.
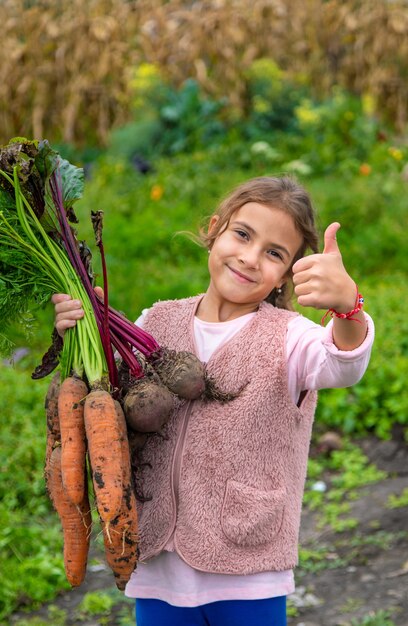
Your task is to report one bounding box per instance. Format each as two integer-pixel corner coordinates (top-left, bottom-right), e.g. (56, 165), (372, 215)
(0, 167), (108, 387)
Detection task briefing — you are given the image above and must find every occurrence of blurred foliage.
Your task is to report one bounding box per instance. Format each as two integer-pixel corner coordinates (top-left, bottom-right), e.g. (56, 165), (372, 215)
(109, 76), (228, 159)
(0, 364), (69, 620)
(2, 0), (408, 146)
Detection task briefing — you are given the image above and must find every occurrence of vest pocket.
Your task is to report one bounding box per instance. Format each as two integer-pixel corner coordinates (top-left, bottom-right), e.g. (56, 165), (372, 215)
(221, 480), (286, 547)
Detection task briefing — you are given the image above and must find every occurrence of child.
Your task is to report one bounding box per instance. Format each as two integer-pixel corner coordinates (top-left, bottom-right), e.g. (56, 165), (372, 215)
(53, 176), (374, 626)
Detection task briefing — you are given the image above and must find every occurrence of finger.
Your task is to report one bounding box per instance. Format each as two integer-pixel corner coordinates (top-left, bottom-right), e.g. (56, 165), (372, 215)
(56, 317), (81, 331)
(292, 253), (321, 275)
(54, 299), (83, 315)
(94, 286), (104, 300)
(55, 307), (84, 337)
(296, 293), (321, 309)
(323, 222), (341, 255)
(292, 268), (313, 286)
(293, 282), (314, 298)
(55, 317), (80, 338)
(55, 308), (84, 322)
(51, 293), (71, 304)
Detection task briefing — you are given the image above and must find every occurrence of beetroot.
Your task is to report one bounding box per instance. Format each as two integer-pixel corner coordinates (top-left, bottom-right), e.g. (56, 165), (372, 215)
(152, 349), (206, 400)
(123, 378), (174, 433)
(152, 348), (241, 403)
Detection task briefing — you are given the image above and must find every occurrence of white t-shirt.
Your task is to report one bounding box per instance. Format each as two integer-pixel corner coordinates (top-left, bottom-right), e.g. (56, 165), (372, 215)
(125, 311), (374, 606)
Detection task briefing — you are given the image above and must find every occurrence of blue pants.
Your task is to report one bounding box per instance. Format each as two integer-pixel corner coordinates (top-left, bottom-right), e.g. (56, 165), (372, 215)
(135, 596), (287, 626)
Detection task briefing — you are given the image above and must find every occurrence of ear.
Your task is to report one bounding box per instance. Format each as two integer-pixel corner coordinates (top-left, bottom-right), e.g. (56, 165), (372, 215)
(208, 215), (219, 234)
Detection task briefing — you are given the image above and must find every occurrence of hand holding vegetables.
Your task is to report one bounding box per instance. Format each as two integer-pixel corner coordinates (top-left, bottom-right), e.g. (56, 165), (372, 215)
(52, 286), (104, 337)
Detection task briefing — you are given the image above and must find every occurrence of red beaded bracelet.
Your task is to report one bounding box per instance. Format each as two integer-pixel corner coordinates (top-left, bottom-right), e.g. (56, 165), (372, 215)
(321, 286), (364, 325)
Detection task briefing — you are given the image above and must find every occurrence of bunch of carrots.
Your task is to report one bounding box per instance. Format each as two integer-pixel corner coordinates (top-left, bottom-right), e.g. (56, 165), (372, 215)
(0, 138), (232, 590)
(44, 371), (138, 590)
(0, 139), (140, 590)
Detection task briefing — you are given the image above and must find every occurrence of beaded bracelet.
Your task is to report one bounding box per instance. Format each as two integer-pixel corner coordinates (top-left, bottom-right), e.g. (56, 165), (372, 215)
(321, 286), (364, 325)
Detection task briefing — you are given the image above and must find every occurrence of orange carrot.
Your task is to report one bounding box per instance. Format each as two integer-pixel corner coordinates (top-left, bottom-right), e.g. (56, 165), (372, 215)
(44, 371), (61, 483)
(58, 376), (88, 505)
(47, 446), (92, 587)
(84, 389), (123, 523)
(102, 401), (138, 590)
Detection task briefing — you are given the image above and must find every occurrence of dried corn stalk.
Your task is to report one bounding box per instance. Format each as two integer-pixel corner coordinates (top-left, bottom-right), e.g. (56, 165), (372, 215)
(1, 0), (407, 145)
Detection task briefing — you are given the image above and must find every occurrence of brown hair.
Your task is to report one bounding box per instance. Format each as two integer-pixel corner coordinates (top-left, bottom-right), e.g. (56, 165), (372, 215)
(199, 176), (319, 310)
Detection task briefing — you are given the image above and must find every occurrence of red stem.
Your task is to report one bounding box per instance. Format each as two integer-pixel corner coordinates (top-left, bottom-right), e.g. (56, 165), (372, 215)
(110, 335), (144, 379)
(95, 300), (160, 356)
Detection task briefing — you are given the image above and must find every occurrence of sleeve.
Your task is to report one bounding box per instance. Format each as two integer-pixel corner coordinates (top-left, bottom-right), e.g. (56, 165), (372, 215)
(286, 313), (375, 403)
(134, 308), (150, 329)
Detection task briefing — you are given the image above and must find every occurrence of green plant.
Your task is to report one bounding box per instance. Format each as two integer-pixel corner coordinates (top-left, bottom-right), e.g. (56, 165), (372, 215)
(46, 605), (68, 625)
(304, 444), (386, 532)
(0, 365), (69, 620)
(298, 545), (347, 573)
(387, 488), (408, 509)
(116, 601), (136, 626)
(286, 600), (299, 617)
(109, 76), (228, 160)
(77, 591), (115, 618)
(290, 88), (382, 175)
(10, 605), (69, 626)
(349, 609), (396, 626)
(7, 617), (49, 626)
(243, 58), (306, 136)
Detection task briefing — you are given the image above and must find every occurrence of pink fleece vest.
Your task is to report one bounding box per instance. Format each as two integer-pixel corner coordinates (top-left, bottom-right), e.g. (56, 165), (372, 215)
(135, 295), (317, 575)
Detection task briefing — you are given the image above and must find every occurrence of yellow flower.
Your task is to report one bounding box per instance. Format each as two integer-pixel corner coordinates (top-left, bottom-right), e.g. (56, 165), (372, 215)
(248, 58), (283, 83)
(295, 101), (320, 126)
(253, 95), (269, 114)
(150, 185), (164, 201)
(362, 93), (376, 117)
(388, 147), (403, 161)
(129, 63), (162, 107)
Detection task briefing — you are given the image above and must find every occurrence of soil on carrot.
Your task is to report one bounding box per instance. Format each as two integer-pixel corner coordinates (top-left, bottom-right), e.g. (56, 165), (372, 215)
(8, 437), (408, 626)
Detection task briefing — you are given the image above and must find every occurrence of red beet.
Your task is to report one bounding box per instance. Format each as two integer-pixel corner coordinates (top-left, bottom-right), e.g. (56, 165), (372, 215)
(152, 348), (241, 403)
(123, 378), (174, 433)
(152, 349), (206, 400)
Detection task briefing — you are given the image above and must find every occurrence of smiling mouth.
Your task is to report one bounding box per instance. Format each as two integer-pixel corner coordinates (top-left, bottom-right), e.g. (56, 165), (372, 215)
(228, 266), (256, 283)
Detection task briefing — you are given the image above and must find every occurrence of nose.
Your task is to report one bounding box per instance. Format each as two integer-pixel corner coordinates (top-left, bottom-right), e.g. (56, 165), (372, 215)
(238, 245), (260, 269)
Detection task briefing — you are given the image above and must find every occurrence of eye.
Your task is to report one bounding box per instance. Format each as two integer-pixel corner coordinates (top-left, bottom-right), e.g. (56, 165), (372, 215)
(234, 229), (249, 240)
(267, 249), (283, 260)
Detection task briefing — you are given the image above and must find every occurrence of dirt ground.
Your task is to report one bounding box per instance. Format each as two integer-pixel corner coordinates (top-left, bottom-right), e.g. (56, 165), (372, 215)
(8, 438), (408, 626)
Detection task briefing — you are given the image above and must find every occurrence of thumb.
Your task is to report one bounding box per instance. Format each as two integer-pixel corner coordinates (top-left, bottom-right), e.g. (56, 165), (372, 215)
(323, 222), (341, 255)
(94, 286), (104, 301)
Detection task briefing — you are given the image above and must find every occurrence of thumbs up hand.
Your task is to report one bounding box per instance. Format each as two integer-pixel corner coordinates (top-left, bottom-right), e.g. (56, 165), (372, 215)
(292, 222), (357, 312)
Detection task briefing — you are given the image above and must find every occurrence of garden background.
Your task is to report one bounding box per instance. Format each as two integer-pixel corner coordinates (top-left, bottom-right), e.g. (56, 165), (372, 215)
(1, 1), (408, 625)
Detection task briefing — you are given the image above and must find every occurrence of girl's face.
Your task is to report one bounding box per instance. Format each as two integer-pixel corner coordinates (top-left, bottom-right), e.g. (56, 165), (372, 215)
(205, 202), (303, 318)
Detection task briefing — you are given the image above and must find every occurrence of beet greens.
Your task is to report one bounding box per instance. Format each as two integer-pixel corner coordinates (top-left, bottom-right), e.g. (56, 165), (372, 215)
(0, 138), (231, 406)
